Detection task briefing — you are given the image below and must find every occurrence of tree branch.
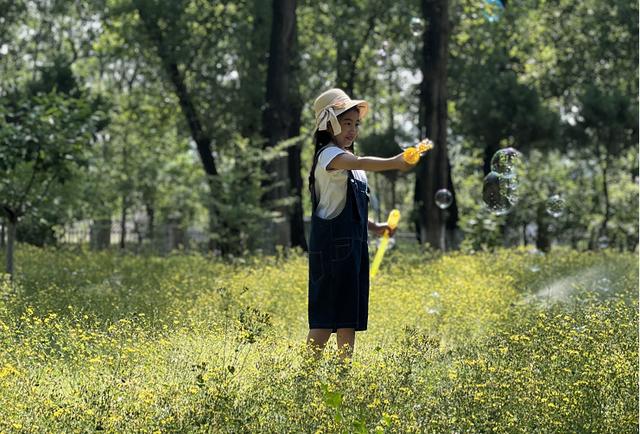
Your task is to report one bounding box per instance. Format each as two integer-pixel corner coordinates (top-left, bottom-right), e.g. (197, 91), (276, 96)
(135, 3), (218, 176)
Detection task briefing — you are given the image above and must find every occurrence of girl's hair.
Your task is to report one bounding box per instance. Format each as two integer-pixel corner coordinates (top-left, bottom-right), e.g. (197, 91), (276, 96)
(308, 107), (358, 211)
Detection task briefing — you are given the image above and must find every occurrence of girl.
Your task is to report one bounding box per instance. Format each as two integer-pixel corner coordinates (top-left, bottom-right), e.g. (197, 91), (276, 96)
(306, 88), (417, 361)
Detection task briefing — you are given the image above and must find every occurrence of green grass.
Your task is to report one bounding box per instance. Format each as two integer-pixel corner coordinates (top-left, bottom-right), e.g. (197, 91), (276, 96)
(0, 244), (637, 433)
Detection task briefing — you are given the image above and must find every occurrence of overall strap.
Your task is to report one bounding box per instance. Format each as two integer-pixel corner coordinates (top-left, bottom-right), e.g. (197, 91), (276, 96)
(310, 145), (331, 213)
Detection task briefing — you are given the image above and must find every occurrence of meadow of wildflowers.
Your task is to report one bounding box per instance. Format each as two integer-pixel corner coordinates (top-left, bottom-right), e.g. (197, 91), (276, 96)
(0, 245), (637, 433)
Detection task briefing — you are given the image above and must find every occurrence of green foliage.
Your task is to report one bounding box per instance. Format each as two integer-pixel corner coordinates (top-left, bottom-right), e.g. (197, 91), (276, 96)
(0, 246), (637, 432)
(573, 85), (638, 155)
(0, 89), (105, 220)
(456, 148), (639, 252)
(0, 1), (25, 45)
(207, 136), (297, 254)
(359, 128), (407, 160)
(458, 66), (560, 152)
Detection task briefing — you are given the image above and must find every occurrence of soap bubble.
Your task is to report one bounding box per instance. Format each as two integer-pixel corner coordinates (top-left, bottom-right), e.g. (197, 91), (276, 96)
(410, 17), (424, 37)
(546, 194), (565, 218)
(434, 189), (453, 209)
(482, 0), (505, 22)
(482, 171), (514, 215)
(490, 147), (522, 179)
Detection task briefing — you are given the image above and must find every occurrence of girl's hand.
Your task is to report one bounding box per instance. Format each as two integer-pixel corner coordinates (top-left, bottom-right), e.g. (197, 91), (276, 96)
(371, 222), (397, 237)
(393, 153), (416, 172)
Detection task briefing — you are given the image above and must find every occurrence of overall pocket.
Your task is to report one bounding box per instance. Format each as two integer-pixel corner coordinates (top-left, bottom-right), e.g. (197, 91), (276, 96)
(332, 237), (353, 262)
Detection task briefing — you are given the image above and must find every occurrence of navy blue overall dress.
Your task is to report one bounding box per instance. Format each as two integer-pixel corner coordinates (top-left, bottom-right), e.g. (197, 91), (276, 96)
(308, 170), (370, 332)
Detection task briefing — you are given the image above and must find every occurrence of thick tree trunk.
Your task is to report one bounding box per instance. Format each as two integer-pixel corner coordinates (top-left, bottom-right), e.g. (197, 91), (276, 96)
(415, 0), (457, 249)
(262, 0), (301, 248)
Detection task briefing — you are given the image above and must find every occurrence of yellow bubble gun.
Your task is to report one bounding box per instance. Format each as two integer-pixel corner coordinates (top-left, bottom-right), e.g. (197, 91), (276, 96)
(370, 209), (401, 278)
(403, 139), (434, 164)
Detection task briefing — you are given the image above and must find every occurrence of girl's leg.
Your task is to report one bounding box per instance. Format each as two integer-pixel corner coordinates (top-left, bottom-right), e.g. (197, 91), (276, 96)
(306, 329), (332, 358)
(336, 328), (355, 361)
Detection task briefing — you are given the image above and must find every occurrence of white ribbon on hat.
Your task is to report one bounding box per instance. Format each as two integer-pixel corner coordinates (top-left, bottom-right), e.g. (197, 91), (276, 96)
(316, 96), (351, 136)
(316, 106), (343, 136)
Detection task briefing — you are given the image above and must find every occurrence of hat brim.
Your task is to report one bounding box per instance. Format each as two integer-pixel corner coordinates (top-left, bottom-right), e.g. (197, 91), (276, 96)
(335, 99), (369, 119)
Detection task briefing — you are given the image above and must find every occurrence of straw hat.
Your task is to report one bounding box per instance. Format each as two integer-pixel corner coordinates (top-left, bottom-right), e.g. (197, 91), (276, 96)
(313, 88), (369, 136)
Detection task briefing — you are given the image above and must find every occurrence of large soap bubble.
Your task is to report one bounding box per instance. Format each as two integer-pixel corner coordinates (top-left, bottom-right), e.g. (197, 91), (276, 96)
(483, 171), (514, 215)
(490, 147), (522, 179)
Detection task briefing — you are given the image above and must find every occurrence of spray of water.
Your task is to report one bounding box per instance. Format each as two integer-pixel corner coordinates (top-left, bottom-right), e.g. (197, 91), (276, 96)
(526, 265), (612, 305)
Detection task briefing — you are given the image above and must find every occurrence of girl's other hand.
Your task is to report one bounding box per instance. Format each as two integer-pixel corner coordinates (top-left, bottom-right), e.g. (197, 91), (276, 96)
(371, 222), (397, 237)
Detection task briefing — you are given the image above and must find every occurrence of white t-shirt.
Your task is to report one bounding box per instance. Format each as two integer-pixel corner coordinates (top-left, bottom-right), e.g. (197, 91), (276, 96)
(313, 145), (368, 219)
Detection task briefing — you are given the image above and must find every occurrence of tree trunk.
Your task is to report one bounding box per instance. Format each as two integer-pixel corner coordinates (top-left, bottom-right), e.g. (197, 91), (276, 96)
(239, 0), (271, 139)
(336, 15), (377, 96)
(146, 203), (155, 241)
(136, 10), (219, 177)
(415, 0), (457, 249)
(136, 4), (221, 251)
(286, 2), (306, 251)
(536, 203), (551, 253)
(444, 162), (459, 246)
(0, 220), (4, 248)
(483, 140), (500, 175)
(599, 145), (610, 236)
(262, 0), (300, 248)
(90, 219), (112, 250)
(288, 113), (307, 250)
(391, 179), (397, 208)
(374, 173), (382, 223)
(120, 196), (127, 250)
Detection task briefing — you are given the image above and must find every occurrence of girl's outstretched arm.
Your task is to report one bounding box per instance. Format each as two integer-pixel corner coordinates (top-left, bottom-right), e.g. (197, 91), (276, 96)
(328, 152), (415, 172)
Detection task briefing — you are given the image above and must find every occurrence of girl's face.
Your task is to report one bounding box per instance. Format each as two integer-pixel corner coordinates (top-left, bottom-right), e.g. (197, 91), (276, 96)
(331, 109), (360, 149)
